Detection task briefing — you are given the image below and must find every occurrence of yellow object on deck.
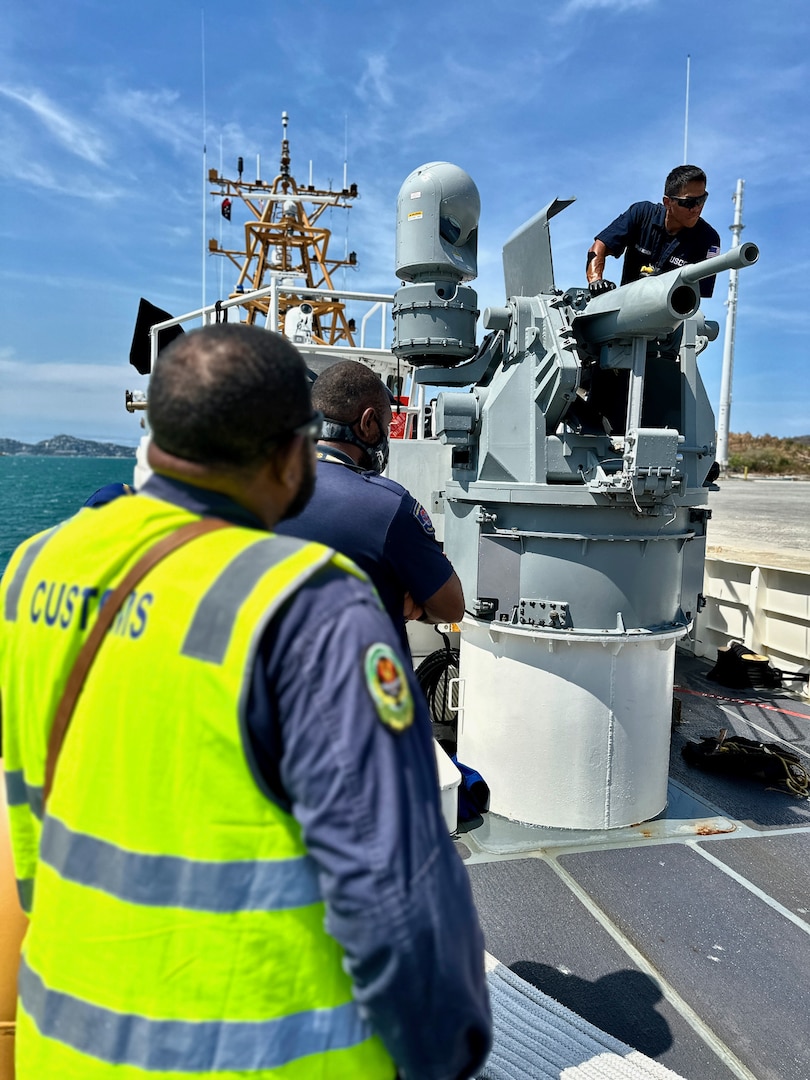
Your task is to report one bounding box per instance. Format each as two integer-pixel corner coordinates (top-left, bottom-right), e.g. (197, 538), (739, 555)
(1, 758), (27, 1079)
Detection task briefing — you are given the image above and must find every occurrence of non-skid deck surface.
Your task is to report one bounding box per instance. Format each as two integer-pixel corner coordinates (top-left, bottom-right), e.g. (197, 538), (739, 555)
(466, 654), (810, 1080)
(560, 842), (810, 1080)
(467, 859), (740, 1080)
(671, 653), (810, 829)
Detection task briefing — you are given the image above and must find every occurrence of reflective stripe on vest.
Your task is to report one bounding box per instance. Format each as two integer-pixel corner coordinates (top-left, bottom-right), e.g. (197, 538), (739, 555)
(4, 770), (43, 820)
(2, 525), (60, 622)
(39, 814), (322, 911)
(2, 499), (394, 1078)
(181, 533), (330, 663)
(19, 958), (371, 1072)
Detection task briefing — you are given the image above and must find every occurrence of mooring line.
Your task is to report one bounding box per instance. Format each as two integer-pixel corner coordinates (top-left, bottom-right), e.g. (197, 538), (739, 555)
(674, 684), (810, 721)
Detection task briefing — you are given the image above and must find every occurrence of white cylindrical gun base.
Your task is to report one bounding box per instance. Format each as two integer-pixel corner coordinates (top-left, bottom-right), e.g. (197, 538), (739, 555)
(456, 618), (684, 830)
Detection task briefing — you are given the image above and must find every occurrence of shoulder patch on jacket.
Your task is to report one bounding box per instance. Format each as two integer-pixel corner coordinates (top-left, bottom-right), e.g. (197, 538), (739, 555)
(412, 502), (435, 537)
(364, 643), (414, 732)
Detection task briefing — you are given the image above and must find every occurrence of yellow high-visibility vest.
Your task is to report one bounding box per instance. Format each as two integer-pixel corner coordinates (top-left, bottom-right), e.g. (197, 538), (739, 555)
(1, 494), (395, 1079)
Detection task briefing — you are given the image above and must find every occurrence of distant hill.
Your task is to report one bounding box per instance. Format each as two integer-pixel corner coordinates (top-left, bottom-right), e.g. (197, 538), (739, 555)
(1, 432), (808, 472)
(0, 434), (135, 459)
(728, 433), (810, 476)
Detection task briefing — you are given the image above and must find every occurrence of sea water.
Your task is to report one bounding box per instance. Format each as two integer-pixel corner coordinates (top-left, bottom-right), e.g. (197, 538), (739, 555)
(2, 458), (806, 579)
(0, 456), (135, 575)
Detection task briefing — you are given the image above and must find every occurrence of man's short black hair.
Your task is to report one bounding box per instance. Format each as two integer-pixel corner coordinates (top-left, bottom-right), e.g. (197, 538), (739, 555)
(664, 165), (707, 198)
(311, 360), (389, 422)
(148, 324), (312, 468)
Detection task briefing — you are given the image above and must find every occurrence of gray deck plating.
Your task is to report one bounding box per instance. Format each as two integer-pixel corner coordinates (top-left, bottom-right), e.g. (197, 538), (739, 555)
(463, 651), (810, 1080)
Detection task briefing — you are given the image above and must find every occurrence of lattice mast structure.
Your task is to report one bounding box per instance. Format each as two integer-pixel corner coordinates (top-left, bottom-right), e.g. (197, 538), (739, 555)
(207, 112), (359, 346)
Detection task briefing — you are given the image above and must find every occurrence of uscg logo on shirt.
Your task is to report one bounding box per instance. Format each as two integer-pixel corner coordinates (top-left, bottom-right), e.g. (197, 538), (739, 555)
(364, 643), (414, 732)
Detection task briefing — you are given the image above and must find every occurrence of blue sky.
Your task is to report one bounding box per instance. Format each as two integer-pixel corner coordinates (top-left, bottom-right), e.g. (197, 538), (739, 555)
(1, 0), (808, 446)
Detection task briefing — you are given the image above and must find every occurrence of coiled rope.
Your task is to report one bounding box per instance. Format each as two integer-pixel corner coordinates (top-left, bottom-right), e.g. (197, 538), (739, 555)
(414, 632), (459, 753)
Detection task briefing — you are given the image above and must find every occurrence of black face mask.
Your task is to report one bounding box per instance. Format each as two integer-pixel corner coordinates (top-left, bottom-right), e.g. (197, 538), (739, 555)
(321, 414), (390, 475)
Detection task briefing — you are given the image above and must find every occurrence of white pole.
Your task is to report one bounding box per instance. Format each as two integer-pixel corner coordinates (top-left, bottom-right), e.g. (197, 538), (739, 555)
(218, 134), (224, 299)
(717, 179), (745, 470)
(201, 10), (207, 319)
(343, 113), (348, 192)
(683, 54), (690, 162)
(343, 114), (349, 291)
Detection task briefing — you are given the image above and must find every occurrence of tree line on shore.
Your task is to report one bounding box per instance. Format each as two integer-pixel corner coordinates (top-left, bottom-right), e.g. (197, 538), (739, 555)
(727, 433), (810, 476)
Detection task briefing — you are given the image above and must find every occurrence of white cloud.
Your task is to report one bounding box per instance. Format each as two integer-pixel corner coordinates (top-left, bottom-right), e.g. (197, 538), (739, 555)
(562, 0), (656, 11)
(0, 84), (107, 166)
(356, 54), (396, 108)
(0, 147), (124, 199)
(0, 358), (142, 445)
(112, 87), (200, 157)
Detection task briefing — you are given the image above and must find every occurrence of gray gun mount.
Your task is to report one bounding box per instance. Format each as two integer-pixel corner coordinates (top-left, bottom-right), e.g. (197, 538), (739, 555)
(428, 238), (759, 503)
(394, 173), (759, 636)
(389, 166), (760, 829)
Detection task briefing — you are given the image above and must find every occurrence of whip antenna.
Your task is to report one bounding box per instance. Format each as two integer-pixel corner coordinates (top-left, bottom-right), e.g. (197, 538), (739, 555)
(683, 54), (690, 161)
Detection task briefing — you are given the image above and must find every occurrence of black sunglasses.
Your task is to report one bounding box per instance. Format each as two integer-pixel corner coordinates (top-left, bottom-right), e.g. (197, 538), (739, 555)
(669, 192), (709, 209)
(291, 410), (324, 442)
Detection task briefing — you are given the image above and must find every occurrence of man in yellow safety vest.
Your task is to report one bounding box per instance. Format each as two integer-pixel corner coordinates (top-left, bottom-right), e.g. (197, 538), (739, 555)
(1, 323), (491, 1079)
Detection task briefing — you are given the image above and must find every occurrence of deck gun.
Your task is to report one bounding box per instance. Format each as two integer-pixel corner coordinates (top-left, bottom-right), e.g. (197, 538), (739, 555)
(393, 170), (758, 501)
(390, 162), (760, 830)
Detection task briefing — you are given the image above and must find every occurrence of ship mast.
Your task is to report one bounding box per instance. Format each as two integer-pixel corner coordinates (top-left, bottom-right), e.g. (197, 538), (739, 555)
(207, 112), (359, 346)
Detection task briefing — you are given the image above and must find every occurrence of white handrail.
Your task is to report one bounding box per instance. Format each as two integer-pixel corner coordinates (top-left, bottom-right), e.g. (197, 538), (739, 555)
(360, 301), (391, 351)
(149, 279), (395, 369)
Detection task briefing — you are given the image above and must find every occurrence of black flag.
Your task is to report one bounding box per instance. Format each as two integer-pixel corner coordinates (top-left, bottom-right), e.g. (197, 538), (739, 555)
(129, 299), (184, 376)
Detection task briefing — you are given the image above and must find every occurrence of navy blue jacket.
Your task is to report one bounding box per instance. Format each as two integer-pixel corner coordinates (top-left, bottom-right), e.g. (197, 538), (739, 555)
(596, 201), (722, 297)
(275, 447), (455, 652)
(139, 474), (492, 1080)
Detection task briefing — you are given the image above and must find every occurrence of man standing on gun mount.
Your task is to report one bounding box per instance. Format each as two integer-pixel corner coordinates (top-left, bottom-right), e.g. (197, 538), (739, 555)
(586, 164), (721, 298)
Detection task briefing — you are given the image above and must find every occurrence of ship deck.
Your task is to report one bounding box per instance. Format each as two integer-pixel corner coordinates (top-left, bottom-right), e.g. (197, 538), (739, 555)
(461, 649), (810, 1080)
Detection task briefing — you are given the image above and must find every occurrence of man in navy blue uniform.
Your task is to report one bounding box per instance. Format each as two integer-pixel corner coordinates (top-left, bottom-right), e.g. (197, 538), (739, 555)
(275, 359), (464, 654)
(586, 164), (721, 298)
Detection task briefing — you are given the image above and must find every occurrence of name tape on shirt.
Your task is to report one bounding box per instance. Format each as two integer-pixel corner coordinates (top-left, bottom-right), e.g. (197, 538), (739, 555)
(364, 643), (414, 732)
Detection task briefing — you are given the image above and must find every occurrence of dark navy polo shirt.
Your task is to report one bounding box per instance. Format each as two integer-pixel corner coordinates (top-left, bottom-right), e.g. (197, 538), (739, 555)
(275, 448), (455, 652)
(596, 201), (722, 297)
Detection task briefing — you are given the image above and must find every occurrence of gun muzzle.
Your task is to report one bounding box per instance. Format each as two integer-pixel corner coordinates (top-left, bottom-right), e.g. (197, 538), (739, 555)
(679, 241), (759, 284)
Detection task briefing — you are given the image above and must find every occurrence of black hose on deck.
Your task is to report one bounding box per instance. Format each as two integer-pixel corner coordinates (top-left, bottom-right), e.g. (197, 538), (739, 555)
(414, 632), (459, 754)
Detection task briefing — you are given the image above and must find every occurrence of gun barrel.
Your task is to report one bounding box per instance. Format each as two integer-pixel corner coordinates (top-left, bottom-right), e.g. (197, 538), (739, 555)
(679, 241), (759, 285)
(574, 273), (699, 345)
(575, 243), (759, 346)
